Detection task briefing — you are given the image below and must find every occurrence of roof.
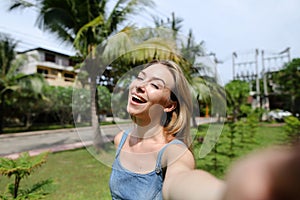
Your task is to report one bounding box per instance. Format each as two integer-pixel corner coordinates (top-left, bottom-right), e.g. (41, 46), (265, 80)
(17, 47), (76, 57)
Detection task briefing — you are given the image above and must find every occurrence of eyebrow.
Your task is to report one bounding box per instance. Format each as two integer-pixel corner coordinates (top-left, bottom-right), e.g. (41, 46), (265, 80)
(139, 71), (166, 86)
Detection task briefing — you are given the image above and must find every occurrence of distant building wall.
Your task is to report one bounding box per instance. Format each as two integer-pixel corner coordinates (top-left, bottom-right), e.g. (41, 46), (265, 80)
(18, 48), (78, 87)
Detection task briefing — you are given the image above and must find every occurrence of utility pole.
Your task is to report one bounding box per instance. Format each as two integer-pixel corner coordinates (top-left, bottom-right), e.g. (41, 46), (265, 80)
(261, 47), (290, 111)
(232, 47), (291, 111)
(255, 49), (260, 108)
(232, 49), (261, 109)
(279, 47), (291, 62)
(261, 50), (270, 111)
(209, 52), (223, 82)
(232, 52), (237, 80)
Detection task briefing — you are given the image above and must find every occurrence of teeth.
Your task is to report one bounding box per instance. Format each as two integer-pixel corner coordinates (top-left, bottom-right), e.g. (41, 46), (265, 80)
(133, 95), (142, 101)
(132, 94), (145, 103)
(132, 95), (142, 101)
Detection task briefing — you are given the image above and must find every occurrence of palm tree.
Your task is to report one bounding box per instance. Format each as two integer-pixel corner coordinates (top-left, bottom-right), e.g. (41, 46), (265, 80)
(9, 0), (185, 149)
(9, 0), (156, 148)
(0, 34), (17, 133)
(0, 34), (46, 133)
(153, 12), (184, 39)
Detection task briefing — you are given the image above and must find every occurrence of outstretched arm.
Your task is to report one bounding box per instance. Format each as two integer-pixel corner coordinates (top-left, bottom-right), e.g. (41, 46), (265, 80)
(162, 147), (225, 200)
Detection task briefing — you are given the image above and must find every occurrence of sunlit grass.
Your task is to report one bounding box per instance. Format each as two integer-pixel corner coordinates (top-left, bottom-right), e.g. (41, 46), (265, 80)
(194, 123), (289, 177)
(0, 123), (289, 199)
(0, 149), (112, 200)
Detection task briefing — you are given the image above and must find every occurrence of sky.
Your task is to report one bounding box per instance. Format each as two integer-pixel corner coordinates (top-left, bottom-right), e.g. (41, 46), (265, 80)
(0, 0), (299, 84)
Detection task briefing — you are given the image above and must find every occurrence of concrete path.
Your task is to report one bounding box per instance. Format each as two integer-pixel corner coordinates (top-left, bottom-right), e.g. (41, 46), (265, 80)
(0, 117), (216, 159)
(0, 123), (132, 158)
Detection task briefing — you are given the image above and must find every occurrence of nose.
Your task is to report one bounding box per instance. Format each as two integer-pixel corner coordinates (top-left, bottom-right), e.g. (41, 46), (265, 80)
(135, 81), (147, 93)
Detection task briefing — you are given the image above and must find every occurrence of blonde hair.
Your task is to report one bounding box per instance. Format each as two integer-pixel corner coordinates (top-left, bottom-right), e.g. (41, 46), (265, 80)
(145, 60), (193, 146)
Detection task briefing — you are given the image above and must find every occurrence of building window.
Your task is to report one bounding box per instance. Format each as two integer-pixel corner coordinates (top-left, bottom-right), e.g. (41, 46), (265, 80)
(37, 68), (48, 75)
(64, 72), (75, 82)
(50, 69), (58, 76)
(45, 52), (56, 62)
(37, 67), (56, 79)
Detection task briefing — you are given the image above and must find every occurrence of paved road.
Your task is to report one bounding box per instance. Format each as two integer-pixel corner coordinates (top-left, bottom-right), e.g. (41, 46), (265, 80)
(0, 123), (132, 157)
(0, 117), (216, 158)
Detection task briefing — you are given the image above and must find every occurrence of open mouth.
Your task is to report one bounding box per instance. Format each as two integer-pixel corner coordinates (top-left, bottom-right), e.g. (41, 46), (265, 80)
(132, 94), (147, 104)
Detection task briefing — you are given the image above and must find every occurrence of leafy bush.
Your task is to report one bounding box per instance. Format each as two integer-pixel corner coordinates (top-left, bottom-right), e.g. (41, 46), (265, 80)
(284, 116), (300, 142)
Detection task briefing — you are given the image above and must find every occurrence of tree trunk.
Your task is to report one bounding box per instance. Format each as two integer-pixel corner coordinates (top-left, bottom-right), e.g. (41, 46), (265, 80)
(192, 114), (197, 128)
(91, 80), (103, 150)
(291, 95), (296, 115)
(14, 174), (21, 198)
(0, 94), (5, 133)
(25, 112), (32, 128)
(87, 58), (104, 150)
(205, 104), (209, 117)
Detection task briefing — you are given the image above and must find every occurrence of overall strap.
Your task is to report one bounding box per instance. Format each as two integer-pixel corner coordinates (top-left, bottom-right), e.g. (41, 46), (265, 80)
(154, 139), (186, 173)
(115, 130), (130, 157)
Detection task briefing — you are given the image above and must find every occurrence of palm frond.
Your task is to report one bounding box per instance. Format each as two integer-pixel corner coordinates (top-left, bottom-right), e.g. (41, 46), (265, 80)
(107, 0), (155, 32)
(0, 34), (18, 77)
(8, 0), (35, 11)
(74, 15), (105, 52)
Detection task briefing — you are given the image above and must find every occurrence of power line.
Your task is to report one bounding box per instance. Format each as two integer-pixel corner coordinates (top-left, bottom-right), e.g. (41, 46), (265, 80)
(0, 26), (48, 42)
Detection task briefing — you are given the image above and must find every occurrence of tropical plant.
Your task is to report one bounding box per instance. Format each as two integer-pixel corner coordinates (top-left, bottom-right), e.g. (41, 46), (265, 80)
(10, 0), (189, 149)
(9, 0), (151, 147)
(183, 32), (226, 124)
(49, 86), (74, 126)
(153, 13), (214, 122)
(225, 80), (250, 121)
(274, 58), (300, 115)
(9, 0), (156, 58)
(0, 152), (52, 199)
(97, 85), (111, 116)
(0, 34), (47, 133)
(152, 12), (184, 39)
(284, 115), (300, 143)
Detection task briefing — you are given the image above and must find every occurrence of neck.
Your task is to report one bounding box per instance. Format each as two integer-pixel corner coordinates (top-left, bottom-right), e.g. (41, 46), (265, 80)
(132, 121), (166, 142)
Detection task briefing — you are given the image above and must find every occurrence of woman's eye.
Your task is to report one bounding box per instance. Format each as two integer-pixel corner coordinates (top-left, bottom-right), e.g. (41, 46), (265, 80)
(136, 76), (143, 80)
(151, 83), (159, 89)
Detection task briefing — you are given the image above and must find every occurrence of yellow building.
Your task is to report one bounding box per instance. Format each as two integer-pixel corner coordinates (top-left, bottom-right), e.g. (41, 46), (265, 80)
(18, 47), (78, 87)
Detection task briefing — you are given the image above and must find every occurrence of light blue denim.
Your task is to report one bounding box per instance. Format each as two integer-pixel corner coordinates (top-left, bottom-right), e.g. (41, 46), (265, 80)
(109, 130), (185, 200)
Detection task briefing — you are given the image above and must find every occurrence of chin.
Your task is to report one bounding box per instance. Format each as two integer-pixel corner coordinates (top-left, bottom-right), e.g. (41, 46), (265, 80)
(127, 107), (139, 118)
(126, 105), (134, 116)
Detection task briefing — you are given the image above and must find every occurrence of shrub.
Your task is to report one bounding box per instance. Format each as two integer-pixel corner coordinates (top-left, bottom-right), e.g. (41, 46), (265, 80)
(284, 116), (300, 143)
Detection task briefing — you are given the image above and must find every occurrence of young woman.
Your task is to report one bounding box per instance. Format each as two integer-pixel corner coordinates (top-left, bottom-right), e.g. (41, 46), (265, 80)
(109, 60), (224, 200)
(109, 59), (300, 200)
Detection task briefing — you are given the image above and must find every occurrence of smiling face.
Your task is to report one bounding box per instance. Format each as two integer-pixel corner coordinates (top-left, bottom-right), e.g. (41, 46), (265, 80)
(127, 63), (177, 126)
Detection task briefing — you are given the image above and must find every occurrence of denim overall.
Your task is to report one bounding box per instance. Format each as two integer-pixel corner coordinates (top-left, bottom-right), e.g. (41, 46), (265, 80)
(109, 130), (185, 200)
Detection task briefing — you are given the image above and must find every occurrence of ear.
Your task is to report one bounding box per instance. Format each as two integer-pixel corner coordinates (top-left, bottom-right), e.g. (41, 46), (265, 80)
(164, 100), (177, 113)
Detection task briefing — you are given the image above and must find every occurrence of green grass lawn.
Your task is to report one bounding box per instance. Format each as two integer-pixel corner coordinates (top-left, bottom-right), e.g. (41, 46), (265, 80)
(0, 149), (112, 200)
(194, 123), (289, 178)
(0, 123), (289, 199)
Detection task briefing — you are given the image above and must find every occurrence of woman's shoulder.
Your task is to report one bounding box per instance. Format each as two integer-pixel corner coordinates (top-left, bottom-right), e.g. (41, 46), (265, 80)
(161, 139), (194, 169)
(113, 131), (126, 148)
